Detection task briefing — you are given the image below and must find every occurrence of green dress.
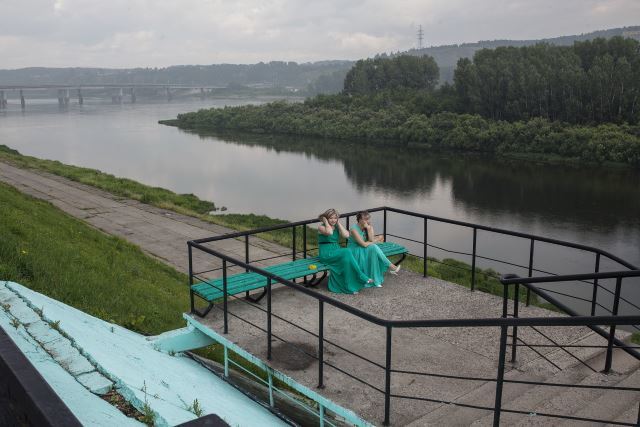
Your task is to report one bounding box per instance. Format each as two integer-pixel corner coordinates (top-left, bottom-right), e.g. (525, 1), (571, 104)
(318, 227), (370, 294)
(347, 224), (391, 287)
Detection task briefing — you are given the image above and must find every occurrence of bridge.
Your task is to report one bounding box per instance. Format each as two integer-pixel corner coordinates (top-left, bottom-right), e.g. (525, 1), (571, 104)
(0, 84), (227, 109)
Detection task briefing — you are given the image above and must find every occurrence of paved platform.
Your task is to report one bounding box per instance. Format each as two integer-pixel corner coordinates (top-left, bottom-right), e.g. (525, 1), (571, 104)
(199, 270), (631, 425)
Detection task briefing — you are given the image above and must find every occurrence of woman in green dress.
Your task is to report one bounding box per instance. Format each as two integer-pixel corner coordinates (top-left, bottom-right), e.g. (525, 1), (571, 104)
(348, 211), (400, 287)
(318, 209), (372, 294)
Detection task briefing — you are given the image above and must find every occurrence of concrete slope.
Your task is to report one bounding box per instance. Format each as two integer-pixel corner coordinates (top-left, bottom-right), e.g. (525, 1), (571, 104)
(1, 280), (287, 427)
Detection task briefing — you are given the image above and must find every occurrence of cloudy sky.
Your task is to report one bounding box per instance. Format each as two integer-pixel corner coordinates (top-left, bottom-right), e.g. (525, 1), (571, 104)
(1, 0), (639, 69)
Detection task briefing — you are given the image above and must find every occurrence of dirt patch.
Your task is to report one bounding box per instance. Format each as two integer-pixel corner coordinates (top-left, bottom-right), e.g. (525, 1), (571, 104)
(269, 341), (317, 371)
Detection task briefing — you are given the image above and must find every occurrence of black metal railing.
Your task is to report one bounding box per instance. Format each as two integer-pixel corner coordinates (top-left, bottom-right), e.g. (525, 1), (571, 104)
(188, 207), (640, 426)
(0, 327), (82, 427)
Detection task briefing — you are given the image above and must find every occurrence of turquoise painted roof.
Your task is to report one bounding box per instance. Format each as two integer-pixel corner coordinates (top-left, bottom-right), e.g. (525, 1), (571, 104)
(0, 281), (287, 427)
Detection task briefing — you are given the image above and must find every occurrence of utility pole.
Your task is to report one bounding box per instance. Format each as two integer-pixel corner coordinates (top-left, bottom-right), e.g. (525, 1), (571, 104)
(417, 25), (424, 50)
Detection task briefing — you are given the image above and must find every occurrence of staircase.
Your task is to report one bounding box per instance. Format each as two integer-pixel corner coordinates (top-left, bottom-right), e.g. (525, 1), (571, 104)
(406, 332), (640, 426)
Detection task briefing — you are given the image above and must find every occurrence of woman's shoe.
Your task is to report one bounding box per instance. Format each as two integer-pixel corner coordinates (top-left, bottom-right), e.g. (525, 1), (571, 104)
(390, 266), (401, 275)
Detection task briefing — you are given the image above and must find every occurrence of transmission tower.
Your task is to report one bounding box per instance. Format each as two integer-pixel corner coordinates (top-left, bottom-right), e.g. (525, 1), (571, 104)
(417, 25), (424, 50)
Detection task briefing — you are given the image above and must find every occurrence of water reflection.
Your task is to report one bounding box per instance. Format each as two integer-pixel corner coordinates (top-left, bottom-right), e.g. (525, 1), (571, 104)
(188, 131), (640, 233)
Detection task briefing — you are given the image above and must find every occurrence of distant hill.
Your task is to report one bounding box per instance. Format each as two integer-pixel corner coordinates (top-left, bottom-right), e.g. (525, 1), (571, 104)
(392, 25), (640, 83)
(0, 61), (354, 91)
(1, 26), (638, 90)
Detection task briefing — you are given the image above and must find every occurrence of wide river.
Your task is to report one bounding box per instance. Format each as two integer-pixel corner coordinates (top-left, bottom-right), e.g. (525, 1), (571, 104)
(2, 98), (640, 316)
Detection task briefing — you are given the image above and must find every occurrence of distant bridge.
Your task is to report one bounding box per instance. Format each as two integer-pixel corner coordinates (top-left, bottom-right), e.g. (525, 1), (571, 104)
(0, 84), (227, 109)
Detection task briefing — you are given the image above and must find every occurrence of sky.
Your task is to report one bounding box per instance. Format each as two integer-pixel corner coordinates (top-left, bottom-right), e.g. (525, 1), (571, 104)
(1, 0), (639, 69)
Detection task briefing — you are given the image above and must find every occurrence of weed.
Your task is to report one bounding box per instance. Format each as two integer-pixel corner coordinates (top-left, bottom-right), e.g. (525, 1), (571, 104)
(138, 381), (156, 426)
(185, 399), (204, 418)
(10, 318), (20, 329)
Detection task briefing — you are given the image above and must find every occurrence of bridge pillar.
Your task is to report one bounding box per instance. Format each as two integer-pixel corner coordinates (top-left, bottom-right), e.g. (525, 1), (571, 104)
(58, 89), (69, 107)
(20, 89), (25, 109)
(166, 87), (172, 102)
(111, 88), (123, 104)
(77, 89), (83, 105)
(0, 90), (6, 109)
(200, 87), (205, 100)
(130, 87), (136, 104)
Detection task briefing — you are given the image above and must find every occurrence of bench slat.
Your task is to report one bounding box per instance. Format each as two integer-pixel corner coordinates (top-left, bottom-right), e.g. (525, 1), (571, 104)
(193, 242), (408, 302)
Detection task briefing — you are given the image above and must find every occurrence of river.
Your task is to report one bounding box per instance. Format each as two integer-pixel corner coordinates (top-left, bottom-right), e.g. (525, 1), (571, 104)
(2, 98), (639, 317)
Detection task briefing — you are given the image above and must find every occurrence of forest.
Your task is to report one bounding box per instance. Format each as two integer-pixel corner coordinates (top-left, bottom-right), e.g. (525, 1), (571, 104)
(165, 37), (640, 166)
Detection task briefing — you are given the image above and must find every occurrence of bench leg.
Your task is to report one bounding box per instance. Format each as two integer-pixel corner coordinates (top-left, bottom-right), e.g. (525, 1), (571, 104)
(246, 287), (268, 303)
(191, 293), (214, 318)
(395, 253), (407, 265)
(305, 271), (327, 287)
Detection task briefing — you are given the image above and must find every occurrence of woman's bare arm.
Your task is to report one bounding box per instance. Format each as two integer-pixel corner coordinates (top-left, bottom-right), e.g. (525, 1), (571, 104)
(366, 224), (376, 242)
(350, 227), (371, 247)
(318, 217), (334, 236)
(336, 221), (350, 239)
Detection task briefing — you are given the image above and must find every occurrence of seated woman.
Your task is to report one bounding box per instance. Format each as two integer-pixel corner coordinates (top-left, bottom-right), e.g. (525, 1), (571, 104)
(348, 211), (400, 288)
(318, 209), (372, 294)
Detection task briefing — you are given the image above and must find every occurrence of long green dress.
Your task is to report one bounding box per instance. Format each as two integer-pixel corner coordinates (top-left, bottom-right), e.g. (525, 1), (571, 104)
(347, 224), (391, 287)
(318, 227), (370, 294)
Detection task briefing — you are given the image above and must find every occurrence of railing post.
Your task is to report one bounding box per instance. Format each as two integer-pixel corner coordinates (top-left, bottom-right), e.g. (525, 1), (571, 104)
(511, 283), (519, 363)
(423, 218), (428, 277)
(292, 226), (297, 261)
(603, 276), (622, 373)
(267, 278), (272, 360)
(245, 235), (250, 299)
(224, 345), (229, 377)
(591, 253), (601, 316)
(502, 283), (509, 318)
(303, 225), (307, 259)
(188, 243), (194, 313)
(471, 228), (477, 291)
(319, 403), (325, 427)
(384, 325), (392, 426)
(383, 209), (387, 242)
(318, 300), (324, 388)
(268, 370), (274, 407)
(526, 239), (534, 306)
(493, 325), (509, 427)
(346, 216), (350, 245)
(223, 259), (228, 334)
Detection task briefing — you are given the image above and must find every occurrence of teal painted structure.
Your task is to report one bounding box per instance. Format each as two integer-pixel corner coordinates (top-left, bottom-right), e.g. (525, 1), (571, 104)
(0, 281), (287, 426)
(181, 314), (375, 427)
(1, 280), (373, 426)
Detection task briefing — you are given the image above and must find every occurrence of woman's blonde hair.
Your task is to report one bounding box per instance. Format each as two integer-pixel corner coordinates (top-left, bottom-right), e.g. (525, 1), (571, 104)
(319, 208), (339, 221)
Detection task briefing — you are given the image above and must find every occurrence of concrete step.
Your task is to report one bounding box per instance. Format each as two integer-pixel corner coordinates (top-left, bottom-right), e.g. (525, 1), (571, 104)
(406, 330), (621, 426)
(509, 350), (640, 427)
(606, 402), (640, 427)
(558, 368), (640, 426)
(467, 347), (639, 426)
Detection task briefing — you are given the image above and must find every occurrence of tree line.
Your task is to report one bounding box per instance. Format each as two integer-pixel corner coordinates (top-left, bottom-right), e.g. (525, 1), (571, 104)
(454, 37), (640, 124)
(165, 37), (640, 166)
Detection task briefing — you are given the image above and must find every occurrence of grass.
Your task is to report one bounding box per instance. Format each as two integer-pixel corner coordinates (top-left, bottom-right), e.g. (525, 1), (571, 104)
(0, 181), (190, 334)
(0, 144), (217, 215)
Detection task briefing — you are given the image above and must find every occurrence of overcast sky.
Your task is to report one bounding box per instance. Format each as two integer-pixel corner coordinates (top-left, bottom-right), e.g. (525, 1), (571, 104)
(1, 0), (639, 69)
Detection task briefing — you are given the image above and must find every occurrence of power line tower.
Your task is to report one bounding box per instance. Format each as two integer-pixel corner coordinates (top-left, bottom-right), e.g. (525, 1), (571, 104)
(417, 25), (424, 50)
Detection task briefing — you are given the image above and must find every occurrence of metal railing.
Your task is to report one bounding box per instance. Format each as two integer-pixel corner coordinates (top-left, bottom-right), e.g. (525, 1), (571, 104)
(188, 206), (640, 426)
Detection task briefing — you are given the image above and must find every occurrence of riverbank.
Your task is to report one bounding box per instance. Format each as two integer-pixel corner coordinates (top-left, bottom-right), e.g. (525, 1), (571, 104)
(3, 151), (638, 344)
(0, 146), (509, 300)
(160, 101), (640, 168)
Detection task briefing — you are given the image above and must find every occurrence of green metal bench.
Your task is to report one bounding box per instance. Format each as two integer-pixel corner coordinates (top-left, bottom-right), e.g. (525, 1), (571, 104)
(191, 241), (408, 316)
